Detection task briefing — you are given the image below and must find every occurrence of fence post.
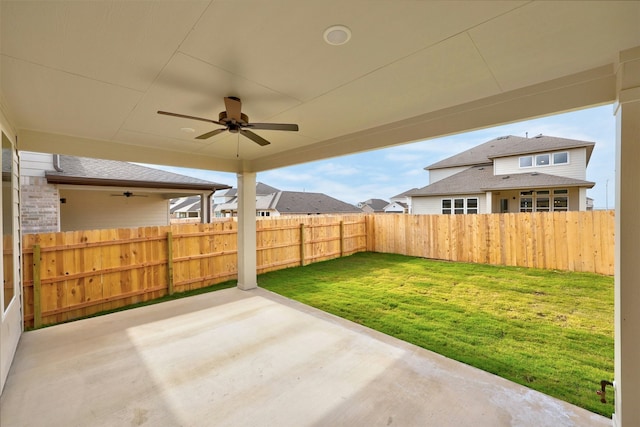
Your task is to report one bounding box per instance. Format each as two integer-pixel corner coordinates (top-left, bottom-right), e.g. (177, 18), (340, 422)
(300, 223), (305, 266)
(167, 231), (174, 295)
(339, 220), (344, 257)
(33, 244), (42, 329)
(365, 215), (375, 251)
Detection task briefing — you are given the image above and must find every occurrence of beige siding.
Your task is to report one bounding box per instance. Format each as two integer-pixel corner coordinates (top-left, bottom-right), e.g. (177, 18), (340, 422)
(19, 151), (53, 177)
(412, 193), (486, 214)
(494, 148), (587, 179)
(429, 166), (470, 184)
(60, 189), (169, 231)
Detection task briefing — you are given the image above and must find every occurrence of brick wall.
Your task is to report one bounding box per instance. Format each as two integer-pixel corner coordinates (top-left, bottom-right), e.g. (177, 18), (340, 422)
(20, 176), (59, 233)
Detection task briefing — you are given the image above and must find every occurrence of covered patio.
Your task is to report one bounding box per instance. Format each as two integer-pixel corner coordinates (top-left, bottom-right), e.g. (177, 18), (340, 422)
(1, 2), (639, 425)
(1, 287), (609, 427)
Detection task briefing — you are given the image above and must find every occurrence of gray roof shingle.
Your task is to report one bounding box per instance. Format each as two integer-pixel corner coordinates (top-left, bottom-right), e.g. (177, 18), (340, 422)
(221, 182), (280, 197)
(275, 191), (362, 214)
(426, 135), (595, 170)
(407, 166), (595, 196)
(45, 155), (230, 191)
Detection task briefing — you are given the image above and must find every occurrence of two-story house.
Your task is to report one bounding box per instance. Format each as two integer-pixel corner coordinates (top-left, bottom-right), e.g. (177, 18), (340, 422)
(406, 135), (595, 214)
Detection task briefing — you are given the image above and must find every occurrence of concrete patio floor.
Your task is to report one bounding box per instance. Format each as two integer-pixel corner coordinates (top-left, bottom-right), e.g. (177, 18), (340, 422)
(1, 287), (610, 427)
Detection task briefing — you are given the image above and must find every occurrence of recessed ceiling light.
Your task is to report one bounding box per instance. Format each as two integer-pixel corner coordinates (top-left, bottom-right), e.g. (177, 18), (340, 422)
(181, 127), (195, 133)
(323, 25), (351, 46)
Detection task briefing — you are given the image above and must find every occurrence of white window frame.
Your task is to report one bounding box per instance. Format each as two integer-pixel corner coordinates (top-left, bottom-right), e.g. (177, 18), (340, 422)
(535, 153), (551, 167)
(519, 189), (569, 212)
(519, 156), (533, 168)
(442, 197), (478, 215)
(552, 151), (569, 165)
(520, 151), (570, 169)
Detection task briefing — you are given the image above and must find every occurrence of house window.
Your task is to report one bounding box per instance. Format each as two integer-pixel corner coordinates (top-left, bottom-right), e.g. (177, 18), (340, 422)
(553, 152), (569, 165)
(553, 189), (569, 211)
(521, 189), (568, 212)
(442, 198), (478, 214)
(519, 156), (533, 168)
(536, 192), (550, 212)
(442, 199), (452, 214)
(535, 154), (550, 166)
(454, 198), (464, 214)
(520, 193), (533, 212)
(467, 198), (478, 214)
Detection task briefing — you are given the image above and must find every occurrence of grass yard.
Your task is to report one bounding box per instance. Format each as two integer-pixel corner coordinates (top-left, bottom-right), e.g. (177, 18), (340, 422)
(258, 252), (615, 418)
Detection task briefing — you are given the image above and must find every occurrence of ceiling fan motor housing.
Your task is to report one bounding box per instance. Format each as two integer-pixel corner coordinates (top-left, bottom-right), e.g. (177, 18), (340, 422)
(219, 111), (249, 125)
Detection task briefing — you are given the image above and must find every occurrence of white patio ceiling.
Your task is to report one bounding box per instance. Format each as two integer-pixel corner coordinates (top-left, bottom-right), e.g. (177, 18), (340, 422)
(1, 1), (638, 173)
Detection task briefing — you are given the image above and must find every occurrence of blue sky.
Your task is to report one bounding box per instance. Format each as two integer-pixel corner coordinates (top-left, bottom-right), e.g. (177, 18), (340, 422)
(149, 104), (617, 209)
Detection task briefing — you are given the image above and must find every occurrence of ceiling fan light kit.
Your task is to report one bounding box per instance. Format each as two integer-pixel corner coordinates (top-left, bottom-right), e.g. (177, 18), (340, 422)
(158, 96), (299, 146)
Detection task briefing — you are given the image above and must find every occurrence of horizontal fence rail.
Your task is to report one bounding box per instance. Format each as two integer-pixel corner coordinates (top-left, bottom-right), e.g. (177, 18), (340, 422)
(20, 211), (613, 328)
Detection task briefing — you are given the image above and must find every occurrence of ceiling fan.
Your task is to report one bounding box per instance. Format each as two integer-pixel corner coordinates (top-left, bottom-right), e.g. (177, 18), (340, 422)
(158, 96), (299, 146)
(111, 191), (147, 198)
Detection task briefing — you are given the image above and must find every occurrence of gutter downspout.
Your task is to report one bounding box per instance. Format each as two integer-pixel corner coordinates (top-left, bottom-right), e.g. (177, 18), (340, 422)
(52, 154), (63, 172)
(201, 190), (215, 223)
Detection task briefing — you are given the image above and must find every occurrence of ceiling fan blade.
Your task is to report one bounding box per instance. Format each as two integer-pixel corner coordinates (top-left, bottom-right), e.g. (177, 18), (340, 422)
(246, 123), (299, 131)
(240, 129), (271, 146)
(195, 128), (227, 140)
(224, 97), (242, 121)
(157, 111), (222, 125)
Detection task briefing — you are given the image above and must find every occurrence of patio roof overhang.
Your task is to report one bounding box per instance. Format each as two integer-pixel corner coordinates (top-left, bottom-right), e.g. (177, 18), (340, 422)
(0, 2), (635, 173)
(1, 2), (639, 425)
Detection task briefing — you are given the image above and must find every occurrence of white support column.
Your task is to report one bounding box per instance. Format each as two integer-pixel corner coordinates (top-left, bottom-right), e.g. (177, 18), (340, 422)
(199, 192), (210, 223)
(613, 45), (640, 427)
(578, 188), (587, 211)
(485, 191), (493, 214)
(237, 172), (257, 290)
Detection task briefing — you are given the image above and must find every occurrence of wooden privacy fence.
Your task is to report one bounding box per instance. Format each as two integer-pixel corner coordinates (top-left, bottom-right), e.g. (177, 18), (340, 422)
(367, 210), (615, 275)
(22, 215), (367, 328)
(20, 211), (613, 328)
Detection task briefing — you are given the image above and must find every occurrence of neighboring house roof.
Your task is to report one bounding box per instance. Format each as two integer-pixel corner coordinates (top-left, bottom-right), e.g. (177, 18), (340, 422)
(222, 182), (280, 197)
(274, 191), (362, 214)
(170, 196), (201, 213)
(359, 198), (389, 212)
(426, 135), (595, 170)
(391, 188), (418, 199)
(217, 191), (362, 215)
(45, 155), (230, 191)
(408, 166), (595, 197)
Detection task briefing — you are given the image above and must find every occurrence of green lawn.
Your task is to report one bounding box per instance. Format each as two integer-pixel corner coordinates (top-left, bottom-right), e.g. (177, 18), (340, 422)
(259, 251), (614, 418)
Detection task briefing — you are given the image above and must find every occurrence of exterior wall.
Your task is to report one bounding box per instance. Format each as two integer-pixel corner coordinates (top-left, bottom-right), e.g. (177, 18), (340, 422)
(19, 151), (60, 233)
(412, 193), (486, 214)
(384, 202), (406, 213)
(493, 147), (587, 179)
(428, 166), (471, 184)
(19, 151), (54, 177)
(59, 189), (169, 231)
(20, 176), (60, 233)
